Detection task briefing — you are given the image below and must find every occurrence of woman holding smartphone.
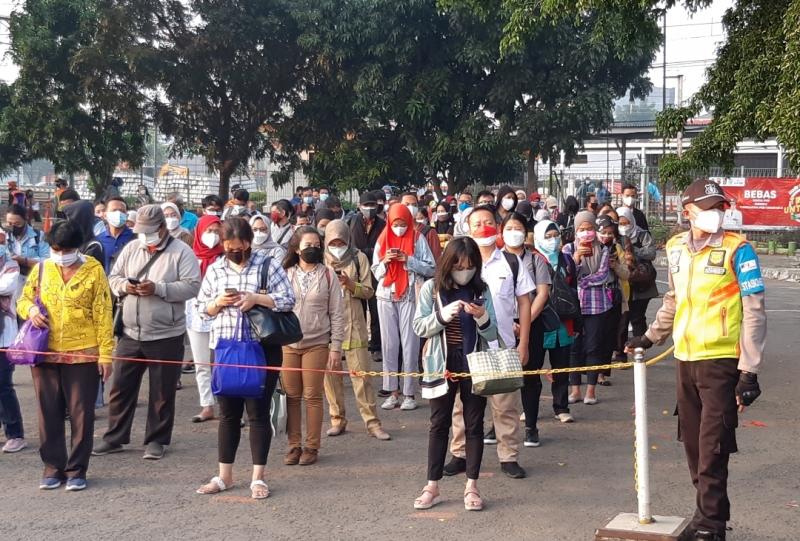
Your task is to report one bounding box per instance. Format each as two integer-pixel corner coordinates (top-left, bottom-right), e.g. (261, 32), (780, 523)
(412, 237), (498, 511)
(196, 217), (296, 499)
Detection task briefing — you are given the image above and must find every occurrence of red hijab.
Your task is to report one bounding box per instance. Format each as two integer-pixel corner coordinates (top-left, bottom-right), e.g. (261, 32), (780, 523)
(193, 215), (223, 278)
(377, 203), (415, 299)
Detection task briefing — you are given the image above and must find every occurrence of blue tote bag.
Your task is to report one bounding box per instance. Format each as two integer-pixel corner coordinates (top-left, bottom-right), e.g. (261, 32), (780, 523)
(212, 312), (267, 399)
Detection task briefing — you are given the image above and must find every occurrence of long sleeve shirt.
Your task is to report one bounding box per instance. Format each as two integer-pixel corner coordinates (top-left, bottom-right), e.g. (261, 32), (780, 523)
(371, 234), (435, 302)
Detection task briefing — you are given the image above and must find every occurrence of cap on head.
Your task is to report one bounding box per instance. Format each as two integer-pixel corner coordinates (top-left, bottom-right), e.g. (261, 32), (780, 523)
(133, 204), (166, 234)
(681, 179), (729, 211)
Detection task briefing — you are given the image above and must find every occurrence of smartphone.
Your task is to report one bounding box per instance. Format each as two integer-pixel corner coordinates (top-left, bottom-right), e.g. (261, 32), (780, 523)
(389, 248), (400, 255)
(472, 297), (486, 306)
(127, 278), (141, 285)
(225, 288), (239, 295)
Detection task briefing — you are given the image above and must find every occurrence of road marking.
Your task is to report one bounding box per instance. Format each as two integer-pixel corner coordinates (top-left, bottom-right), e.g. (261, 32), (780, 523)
(766, 309), (800, 313)
(409, 512), (458, 520)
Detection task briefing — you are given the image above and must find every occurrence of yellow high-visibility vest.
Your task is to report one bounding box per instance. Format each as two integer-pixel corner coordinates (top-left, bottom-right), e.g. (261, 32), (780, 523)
(667, 231), (747, 361)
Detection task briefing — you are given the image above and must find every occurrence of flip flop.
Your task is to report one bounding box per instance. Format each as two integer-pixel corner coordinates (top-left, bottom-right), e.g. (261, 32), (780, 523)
(250, 480), (270, 500)
(196, 476), (231, 495)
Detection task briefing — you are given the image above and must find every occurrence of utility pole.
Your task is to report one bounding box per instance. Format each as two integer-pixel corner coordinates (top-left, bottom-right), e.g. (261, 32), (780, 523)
(660, 11), (668, 223)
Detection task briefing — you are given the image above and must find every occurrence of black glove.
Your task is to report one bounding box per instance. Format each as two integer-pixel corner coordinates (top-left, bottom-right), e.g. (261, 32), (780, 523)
(735, 372), (761, 407)
(626, 335), (653, 351)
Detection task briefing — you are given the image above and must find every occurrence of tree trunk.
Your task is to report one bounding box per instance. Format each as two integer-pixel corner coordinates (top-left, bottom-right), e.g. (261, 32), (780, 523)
(526, 152), (538, 194)
(218, 159), (238, 200)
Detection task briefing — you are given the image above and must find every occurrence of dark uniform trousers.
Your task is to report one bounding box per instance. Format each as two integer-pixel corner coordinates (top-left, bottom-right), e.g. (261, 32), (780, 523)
(103, 335), (185, 446)
(676, 358), (739, 535)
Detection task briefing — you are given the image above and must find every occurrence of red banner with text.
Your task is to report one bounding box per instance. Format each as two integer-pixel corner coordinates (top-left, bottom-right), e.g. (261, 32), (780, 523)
(709, 177), (800, 229)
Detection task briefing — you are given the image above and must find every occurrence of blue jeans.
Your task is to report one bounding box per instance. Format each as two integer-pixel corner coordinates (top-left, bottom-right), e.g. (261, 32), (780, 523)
(0, 351), (24, 439)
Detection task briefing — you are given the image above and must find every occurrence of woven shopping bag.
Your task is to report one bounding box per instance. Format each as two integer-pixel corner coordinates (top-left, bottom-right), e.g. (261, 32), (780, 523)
(466, 339), (524, 396)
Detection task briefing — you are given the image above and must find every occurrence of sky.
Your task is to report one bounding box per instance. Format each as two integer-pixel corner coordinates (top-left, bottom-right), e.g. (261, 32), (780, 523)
(1, 0), (734, 101)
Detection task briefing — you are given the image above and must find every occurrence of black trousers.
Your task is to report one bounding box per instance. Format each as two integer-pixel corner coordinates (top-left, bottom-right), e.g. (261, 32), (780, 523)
(569, 309), (615, 386)
(522, 317), (570, 430)
(218, 344), (282, 465)
(677, 358), (739, 535)
(628, 298), (651, 337)
(31, 362), (99, 479)
(427, 349), (486, 480)
(104, 334), (185, 446)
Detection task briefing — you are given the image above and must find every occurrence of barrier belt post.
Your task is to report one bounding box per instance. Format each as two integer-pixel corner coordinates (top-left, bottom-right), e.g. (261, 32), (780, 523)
(594, 347), (691, 541)
(633, 347), (652, 524)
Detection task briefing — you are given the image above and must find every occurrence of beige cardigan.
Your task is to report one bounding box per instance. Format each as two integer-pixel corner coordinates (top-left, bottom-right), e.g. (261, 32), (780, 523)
(286, 264), (346, 352)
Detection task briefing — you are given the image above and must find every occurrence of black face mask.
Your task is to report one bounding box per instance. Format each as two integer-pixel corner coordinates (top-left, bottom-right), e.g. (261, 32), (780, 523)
(10, 224), (25, 236)
(299, 246), (323, 264)
(225, 250), (246, 265)
(360, 207), (377, 220)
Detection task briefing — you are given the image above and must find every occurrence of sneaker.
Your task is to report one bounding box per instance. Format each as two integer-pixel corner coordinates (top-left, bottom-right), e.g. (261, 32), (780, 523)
(377, 389), (392, 398)
(381, 395), (401, 410)
(2, 438), (28, 453)
(142, 442), (167, 460)
(555, 412), (575, 423)
(693, 530), (726, 541)
(483, 428), (497, 445)
(500, 461), (527, 479)
(181, 363), (195, 374)
(443, 456), (467, 477)
(65, 478), (87, 491)
(524, 428), (540, 448)
(39, 477), (62, 490)
(91, 441), (123, 456)
(371, 351), (383, 363)
(400, 396), (417, 411)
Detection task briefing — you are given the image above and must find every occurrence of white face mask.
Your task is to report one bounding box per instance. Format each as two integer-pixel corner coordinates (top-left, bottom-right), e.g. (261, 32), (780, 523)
(253, 231), (269, 245)
(693, 209), (724, 234)
(415, 218), (426, 224)
(232, 205), (245, 216)
(503, 230), (526, 248)
(328, 245), (347, 260)
(106, 210), (127, 229)
(451, 268), (476, 286)
(501, 198), (515, 211)
(383, 203), (390, 213)
(622, 195), (637, 207)
(139, 232), (162, 247)
(391, 225), (408, 237)
(165, 217), (180, 231)
(51, 250), (79, 267)
(205, 209), (220, 217)
(406, 205), (418, 218)
(201, 231), (220, 249)
(473, 235), (497, 247)
(618, 225), (633, 237)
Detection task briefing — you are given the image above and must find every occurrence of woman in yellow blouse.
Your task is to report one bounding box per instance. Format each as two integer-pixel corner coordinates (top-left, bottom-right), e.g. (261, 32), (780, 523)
(17, 220), (114, 491)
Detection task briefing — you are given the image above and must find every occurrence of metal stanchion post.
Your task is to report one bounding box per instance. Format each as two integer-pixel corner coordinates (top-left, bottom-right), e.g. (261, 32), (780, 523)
(594, 348), (690, 541)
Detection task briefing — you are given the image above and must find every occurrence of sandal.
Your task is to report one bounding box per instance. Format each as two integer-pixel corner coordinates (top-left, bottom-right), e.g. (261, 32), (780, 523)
(196, 476), (231, 495)
(413, 486), (441, 510)
(464, 487), (483, 511)
(250, 479), (270, 500)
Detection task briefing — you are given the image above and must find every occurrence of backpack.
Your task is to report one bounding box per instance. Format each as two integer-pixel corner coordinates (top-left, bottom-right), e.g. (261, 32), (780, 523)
(502, 251), (520, 292)
(548, 253), (581, 320)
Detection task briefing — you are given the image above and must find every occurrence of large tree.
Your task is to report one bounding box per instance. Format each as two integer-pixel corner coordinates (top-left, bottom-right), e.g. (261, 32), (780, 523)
(4, 0), (148, 197)
(657, 0), (800, 187)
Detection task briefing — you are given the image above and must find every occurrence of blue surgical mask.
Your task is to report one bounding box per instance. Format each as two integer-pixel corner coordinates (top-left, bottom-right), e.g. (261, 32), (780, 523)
(303, 196), (313, 205)
(320, 193), (329, 202)
(458, 202), (471, 213)
(539, 237), (560, 254)
(93, 220), (107, 237)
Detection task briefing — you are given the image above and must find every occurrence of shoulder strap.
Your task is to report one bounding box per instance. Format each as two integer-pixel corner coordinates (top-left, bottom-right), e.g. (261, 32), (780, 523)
(135, 237), (173, 281)
(259, 255), (272, 292)
(276, 226), (292, 245)
(502, 250), (520, 290)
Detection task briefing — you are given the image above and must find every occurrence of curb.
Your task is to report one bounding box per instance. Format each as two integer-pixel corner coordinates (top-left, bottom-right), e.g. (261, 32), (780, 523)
(655, 256), (800, 283)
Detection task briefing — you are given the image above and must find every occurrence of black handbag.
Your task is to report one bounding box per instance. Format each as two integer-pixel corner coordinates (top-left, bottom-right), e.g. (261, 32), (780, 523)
(247, 256), (304, 346)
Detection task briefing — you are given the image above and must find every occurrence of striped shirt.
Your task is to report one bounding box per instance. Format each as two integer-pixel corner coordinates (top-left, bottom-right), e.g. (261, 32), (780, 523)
(563, 243), (613, 315)
(198, 251), (296, 348)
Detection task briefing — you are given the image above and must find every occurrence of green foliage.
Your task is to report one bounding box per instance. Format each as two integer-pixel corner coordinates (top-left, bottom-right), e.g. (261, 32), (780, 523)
(3, 0), (148, 198)
(0, 83), (26, 174)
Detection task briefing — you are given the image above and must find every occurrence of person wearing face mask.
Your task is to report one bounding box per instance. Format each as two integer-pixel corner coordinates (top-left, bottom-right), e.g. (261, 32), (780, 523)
(451, 191), (474, 238)
(322, 220), (391, 441)
(61, 199), (106, 268)
(616, 206), (657, 358)
(595, 214), (629, 382)
(620, 184), (650, 231)
(223, 189), (255, 220)
(412, 237), (499, 511)
(96, 197), (135, 274)
(5, 204), (50, 288)
(269, 200), (295, 248)
(444, 205), (534, 480)
(314, 208), (336, 239)
(18, 220), (114, 490)
(434, 202), (454, 237)
(201, 194), (224, 218)
(185, 215), (224, 424)
(166, 193), (198, 233)
(93, 205), (201, 461)
(249, 214), (286, 260)
(161, 202), (194, 247)
(562, 211), (617, 405)
(495, 185), (518, 222)
(280, 226), (345, 466)
(372, 203), (435, 411)
(348, 191), (386, 362)
(501, 212), (555, 447)
(403, 192), (441, 263)
(0, 231), (26, 454)
(195, 217), (295, 498)
(627, 179), (767, 541)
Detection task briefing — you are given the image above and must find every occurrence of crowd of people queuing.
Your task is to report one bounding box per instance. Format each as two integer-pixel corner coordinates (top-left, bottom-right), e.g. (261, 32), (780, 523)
(0, 178), (659, 502)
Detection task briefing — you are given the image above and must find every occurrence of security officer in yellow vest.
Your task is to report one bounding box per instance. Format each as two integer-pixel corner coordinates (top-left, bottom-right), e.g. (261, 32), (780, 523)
(627, 179), (766, 541)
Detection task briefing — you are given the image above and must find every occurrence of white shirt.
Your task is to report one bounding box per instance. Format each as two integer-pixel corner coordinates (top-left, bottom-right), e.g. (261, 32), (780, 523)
(481, 248), (535, 347)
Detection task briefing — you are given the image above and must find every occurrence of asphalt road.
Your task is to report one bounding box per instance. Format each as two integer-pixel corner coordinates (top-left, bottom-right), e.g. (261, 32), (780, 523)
(1, 270), (798, 541)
